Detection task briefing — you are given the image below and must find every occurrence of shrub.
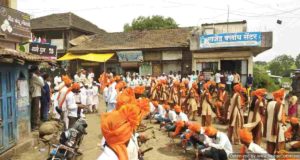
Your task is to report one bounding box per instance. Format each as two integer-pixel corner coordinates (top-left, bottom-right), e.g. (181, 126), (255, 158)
(253, 67), (280, 92)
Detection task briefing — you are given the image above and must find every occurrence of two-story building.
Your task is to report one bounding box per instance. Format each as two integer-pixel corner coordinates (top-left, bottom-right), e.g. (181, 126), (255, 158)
(0, 1), (51, 159)
(190, 21), (272, 84)
(68, 28), (193, 77)
(30, 12), (106, 58)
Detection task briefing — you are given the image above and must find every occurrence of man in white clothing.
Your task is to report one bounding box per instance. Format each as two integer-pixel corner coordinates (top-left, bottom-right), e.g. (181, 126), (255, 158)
(107, 79), (118, 112)
(29, 66), (44, 130)
(54, 73), (62, 87)
(201, 126), (233, 160)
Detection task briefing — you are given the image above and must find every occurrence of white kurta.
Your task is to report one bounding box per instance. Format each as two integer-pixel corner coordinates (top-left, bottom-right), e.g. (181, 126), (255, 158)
(97, 146), (118, 160)
(246, 142), (275, 160)
(266, 101), (286, 143)
(127, 133), (139, 160)
(80, 87), (87, 105)
(176, 112), (189, 122)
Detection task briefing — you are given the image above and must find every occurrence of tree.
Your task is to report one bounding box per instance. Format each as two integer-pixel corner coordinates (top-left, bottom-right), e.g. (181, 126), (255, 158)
(296, 53), (300, 69)
(255, 61), (267, 66)
(123, 15), (178, 32)
(268, 54), (295, 76)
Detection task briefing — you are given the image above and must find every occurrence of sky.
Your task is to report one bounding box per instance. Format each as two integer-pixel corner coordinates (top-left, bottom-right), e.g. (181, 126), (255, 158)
(18, 0), (300, 61)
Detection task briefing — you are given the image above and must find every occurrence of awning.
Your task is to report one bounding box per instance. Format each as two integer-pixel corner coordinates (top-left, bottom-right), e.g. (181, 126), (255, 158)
(57, 53), (114, 62)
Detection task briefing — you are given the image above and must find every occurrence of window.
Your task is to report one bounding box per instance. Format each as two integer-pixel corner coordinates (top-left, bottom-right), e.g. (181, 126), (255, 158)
(0, 0), (10, 7)
(202, 62), (218, 72)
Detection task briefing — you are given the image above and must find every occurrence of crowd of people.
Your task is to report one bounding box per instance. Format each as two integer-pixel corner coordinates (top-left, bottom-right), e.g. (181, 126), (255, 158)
(97, 71), (299, 160)
(29, 66), (300, 160)
(29, 67), (99, 131)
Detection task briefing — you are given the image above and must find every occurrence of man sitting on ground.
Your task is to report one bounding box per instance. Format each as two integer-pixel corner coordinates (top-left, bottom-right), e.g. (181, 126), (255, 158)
(199, 126), (233, 160)
(285, 117), (300, 151)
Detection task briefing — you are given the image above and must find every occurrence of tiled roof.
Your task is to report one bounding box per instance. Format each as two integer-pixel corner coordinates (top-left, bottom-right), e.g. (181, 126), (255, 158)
(31, 12), (106, 34)
(68, 28), (192, 53)
(0, 47), (53, 62)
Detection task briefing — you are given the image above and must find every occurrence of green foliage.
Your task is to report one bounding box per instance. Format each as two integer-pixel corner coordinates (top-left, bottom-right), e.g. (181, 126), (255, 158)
(124, 15), (178, 32)
(268, 54), (295, 77)
(253, 67), (279, 92)
(296, 53), (300, 69)
(255, 61), (267, 66)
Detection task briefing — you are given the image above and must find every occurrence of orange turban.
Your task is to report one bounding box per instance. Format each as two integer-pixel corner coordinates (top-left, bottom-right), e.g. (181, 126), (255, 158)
(188, 123), (201, 133)
(253, 88), (267, 100)
(211, 81), (216, 87)
(192, 82), (198, 89)
(273, 88), (285, 103)
(116, 82), (125, 90)
(118, 104), (141, 129)
(241, 87), (247, 93)
(114, 75), (121, 81)
(218, 83), (225, 88)
(101, 108), (139, 160)
(71, 83), (80, 90)
(163, 104), (170, 110)
(152, 101), (159, 107)
(116, 94), (132, 110)
(205, 126), (217, 137)
(173, 120), (185, 137)
(136, 98), (150, 117)
(239, 128), (253, 144)
(174, 105), (182, 113)
(134, 86), (145, 95)
(123, 88), (135, 98)
(183, 79), (188, 85)
(173, 80), (180, 86)
(290, 117), (298, 124)
(233, 83), (242, 93)
(204, 81), (212, 90)
(179, 83), (185, 88)
(62, 75), (72, 86)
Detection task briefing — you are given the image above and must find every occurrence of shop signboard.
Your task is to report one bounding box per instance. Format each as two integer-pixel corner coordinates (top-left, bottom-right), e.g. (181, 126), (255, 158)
(117, 50), (143, 62)
(200, 32), (261, 48)
(29, 43), (57, 60)
(0, 6), (31, 38)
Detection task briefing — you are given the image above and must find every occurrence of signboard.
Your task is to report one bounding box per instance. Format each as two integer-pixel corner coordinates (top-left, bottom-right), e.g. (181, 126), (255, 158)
(51, 39), (64, 50)
(200, 32), (261, 48)
(117, 51), (143, 62)
(29, 43), (57, 60)
(0, 6), (31, 38)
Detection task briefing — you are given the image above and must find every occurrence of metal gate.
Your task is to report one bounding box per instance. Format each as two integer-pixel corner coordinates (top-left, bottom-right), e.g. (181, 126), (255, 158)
(0, 68), (16, 153)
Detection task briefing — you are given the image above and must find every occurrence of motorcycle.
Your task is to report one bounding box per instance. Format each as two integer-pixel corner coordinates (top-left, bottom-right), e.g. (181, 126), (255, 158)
(48, 118), (88, 160)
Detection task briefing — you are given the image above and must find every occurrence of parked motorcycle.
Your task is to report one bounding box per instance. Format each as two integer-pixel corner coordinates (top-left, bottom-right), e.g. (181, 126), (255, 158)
(48, 118), (88, 160)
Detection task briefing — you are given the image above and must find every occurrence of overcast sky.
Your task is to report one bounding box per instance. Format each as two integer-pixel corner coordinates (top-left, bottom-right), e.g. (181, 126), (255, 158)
(18, 0), (300, 61)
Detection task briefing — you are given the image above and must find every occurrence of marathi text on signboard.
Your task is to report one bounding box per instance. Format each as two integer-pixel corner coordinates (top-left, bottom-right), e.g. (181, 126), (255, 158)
(29, 43), (57, 60)
(0, 6), (31, 38)
(199, 32), (261, 48)
(117, 51), (143, 62)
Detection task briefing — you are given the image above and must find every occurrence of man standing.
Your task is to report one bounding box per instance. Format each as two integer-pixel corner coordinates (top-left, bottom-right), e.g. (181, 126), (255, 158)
(247, 74), (253, 88)
(40, 73), (51, 122)
(57, 76), (72, 130)
(227, 83), (244, 144)
(265, 88), (286, 154)
(30, 66), (44, 130)
(226, 72), (234, 95)
(233, 72), (240, 86)
(54, 72), (62, 87)
(244, 88), (267, 145)
(65, 83), (83, 128)
(201, 82), (213, 126)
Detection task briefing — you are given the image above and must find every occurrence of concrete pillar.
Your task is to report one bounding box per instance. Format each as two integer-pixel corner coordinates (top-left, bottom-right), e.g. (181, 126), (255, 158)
(192, 53), (196, 71)
(248, 55), (253, 75)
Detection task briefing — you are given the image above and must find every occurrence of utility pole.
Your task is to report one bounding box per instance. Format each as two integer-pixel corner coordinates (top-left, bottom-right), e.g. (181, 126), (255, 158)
(227, 5), (229, 33)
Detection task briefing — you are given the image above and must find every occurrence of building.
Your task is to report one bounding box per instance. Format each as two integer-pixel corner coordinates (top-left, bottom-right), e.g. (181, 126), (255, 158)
(190, 20), (272, 84)
(0, 1), (50, 159)
(30, 12), (106, 58)
(68, 28), (192, 77)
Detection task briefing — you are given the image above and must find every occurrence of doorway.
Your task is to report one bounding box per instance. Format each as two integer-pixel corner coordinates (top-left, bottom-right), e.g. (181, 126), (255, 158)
(0, 68), (16, 153)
